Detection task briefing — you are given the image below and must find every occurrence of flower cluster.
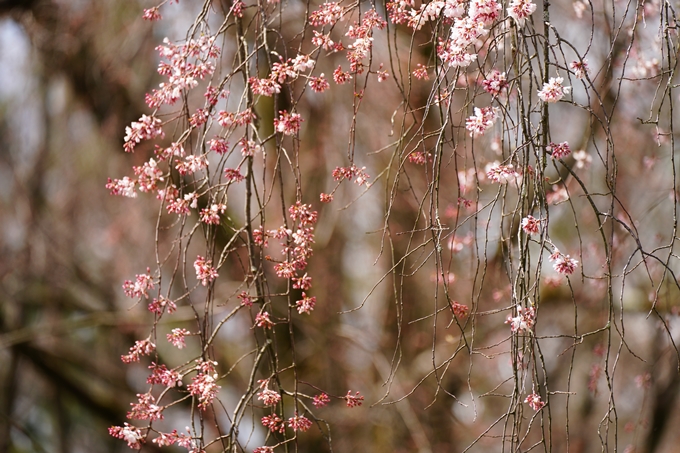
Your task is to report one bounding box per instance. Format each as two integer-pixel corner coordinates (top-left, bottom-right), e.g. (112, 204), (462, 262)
(288, 413), (313, 432)
(147, 362), (183, 388)
(506, 305), (535, 333)
(255, 311), (274, 329)
(465, 106), (498, 137)
(218, 108), (255, 128)
(570, 59), (590, 79)
(313, 393), (330, 407)
(264, 203), (319, 296)
(262, 414), (285, 433)
(274, 110), (303, 136)
(108, 423), (145, 449)
(296, 293), (317, 314)
(481, 70), (507, 96)
(253, 447), (275, 453)
(486, 162), (520, 184)
(257, 380), (282, 406)
(175, 154), (208, 175)
(309, 2), (344, 26)
(344, 391), (364, 408)
(199, 203), (227, 225)
(128, 392), (163, 421)
(124, 115), (164, 153)
(521, 215), (541, 235)
(167, 328), (191, 349)
(344, 9), (386, 73)
(133, 158), (164, 192)
(148, 296), (177, 314)
(146, 36), (219, 108)
(507, 0), (537, 27)
(547, 141), (572, 159)
(549, 250), (579, 275)
(194, 256), (219, 286)
(437, 18), (488, 68)
(187, 360), (220, 410)
(451, 301), (470, 318)
(332, 165), (371, 186)
(309, 74), (330, 92)
(121, 338), (156, 363)
(524, 393), (546, 411)
(106, 177), (137, 198)
(538, 77), (570, 103)
(122, 268), (154, 299)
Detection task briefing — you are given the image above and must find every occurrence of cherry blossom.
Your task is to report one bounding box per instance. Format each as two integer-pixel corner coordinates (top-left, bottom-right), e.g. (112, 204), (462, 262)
(217, 109), (255, 128)
(262, 414), (285, 433)
(292, 273), (312, 290)
(547, 141), (571, 159)
(466, 106), (498, 137)
(549, 250), (578, 275)
(273, 110), (303, 136)
(253, 447), (275, 453)
(481, 70), (507, 96)
(288, 413), (313, 432)
(122, 268), (154, 299)
(451, 301), (469, 318)
(148, 296), (177, 314)
(249, 77), (281, 96)
(128, 392), (164, 421)
(147, 362), (183, 388)
(209, 138), (230, 154)
(485, 162), (520, 184)
(538, 77), (570, 103)
(309, 2), (344, 26)
(344, 390), (364, 407)
(133, 159), (163, 192)
(109, 423), (145, 449)
(176, 154), (208, 175)
(199, 204), (227, 225)
(257, 388), (281, 406)
(142, 7), (162, 21)
(507, 0), (537, 27)
(521, 215), (541, 235)
(224, 168), (245, 183)
(255, 311), (274, 329)
(469, 0), (502, 25)
(313, 393), (330, 407)
(296, 293), (317, 314)
(167, 328), (191, 349)
(187, 360), (220, 410)
(309, 74), (330, 92)
(194, 256), (218, 285)
(106, 177), (137, 198)
(524, 393), (546, 411)
(570, 59), (590, 79)
(124, 115), (164, 153)
(333, 66), (352, 84)
(121, 338), (156, 363)
(239, 137), (261, 156)
(413, 64), (429, 80)
(506, 305), (535, 333)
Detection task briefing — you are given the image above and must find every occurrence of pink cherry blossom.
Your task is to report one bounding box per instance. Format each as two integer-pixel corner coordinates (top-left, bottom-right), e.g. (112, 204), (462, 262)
(194, 256), (218, 285)
(547, 141), (572, 159)
(538, 77), (571, 103)
(524, 392), (546, 411)
(521, 215), (541, 235)
(507, 0), (537, 27)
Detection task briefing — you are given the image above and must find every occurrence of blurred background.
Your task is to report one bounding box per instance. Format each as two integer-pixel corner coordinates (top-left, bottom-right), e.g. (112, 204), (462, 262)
(1, 0), (680, 452)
